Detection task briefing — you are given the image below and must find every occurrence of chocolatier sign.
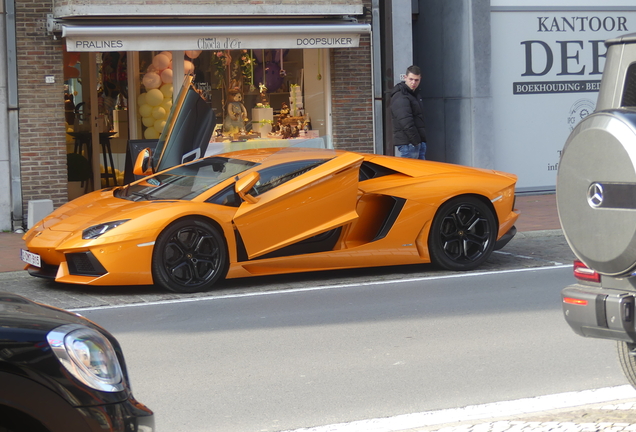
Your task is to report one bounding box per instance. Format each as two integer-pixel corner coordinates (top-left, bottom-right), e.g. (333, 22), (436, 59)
(63, 24), (368, 52)
(490, 2), (636, 191)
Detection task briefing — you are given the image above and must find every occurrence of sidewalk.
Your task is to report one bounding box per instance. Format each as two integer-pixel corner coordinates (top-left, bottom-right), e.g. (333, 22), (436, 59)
(0, 194), (561, 274)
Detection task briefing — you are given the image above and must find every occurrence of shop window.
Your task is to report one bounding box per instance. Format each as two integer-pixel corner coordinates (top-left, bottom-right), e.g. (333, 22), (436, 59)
(63, 46), (330, 200)
(137, 48), (325, 144)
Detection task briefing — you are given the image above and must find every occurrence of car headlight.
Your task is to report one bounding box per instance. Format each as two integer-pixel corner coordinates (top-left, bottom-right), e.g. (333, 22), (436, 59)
(47, 324), (124, 392)
(82, 219), (130, 239)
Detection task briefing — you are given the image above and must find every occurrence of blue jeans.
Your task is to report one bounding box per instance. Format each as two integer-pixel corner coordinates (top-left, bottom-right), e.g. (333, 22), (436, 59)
(398, 142), (426, 160)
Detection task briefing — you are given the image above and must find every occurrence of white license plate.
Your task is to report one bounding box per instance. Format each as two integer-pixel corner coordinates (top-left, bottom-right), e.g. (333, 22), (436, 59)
(21, 249), (41, 268)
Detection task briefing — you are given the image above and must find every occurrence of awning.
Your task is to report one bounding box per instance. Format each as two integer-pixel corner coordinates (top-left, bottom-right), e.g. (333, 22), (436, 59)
(63, 22), (371, 52)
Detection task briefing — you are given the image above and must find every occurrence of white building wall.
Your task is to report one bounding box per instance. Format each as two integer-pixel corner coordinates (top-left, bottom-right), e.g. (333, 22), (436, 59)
(491, 2), (636, 191)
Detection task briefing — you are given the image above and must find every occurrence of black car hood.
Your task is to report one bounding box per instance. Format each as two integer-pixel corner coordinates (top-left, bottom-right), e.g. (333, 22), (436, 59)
(0, 292), (88, 334)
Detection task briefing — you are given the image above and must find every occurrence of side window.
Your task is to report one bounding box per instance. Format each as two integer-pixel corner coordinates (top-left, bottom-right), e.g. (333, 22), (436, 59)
(621, 63), (636, 107)
(250, 159), (328, 196)
(207, 183), (241, 207)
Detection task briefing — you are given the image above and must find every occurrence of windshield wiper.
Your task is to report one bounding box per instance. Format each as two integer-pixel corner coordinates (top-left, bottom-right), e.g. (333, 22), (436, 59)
(130, 191), (155, 201)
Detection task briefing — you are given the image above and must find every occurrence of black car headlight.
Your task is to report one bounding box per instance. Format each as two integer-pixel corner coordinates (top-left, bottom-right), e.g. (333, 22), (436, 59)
(82, 219), (130, 240)
(47, 324), (124, 392)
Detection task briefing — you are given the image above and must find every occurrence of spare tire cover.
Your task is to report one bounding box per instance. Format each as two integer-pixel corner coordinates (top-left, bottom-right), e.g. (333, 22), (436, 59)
(557, 110), (636, 276)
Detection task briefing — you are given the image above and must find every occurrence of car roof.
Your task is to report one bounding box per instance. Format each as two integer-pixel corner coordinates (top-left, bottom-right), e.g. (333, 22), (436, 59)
(606, 32), (636, 47)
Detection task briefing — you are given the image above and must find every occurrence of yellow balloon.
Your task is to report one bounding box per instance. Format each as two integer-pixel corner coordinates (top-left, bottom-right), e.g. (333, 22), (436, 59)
(154, 119), (166, 133)
(142, 116), (155, 127)
(139, 104), (153, 118)
(151, 106), (166, 120)
(145, 88), (164, 107)
(160, 99), (172, 113)
(160, 83), (173, 98)
(137, 92), (147, 106)
(144, 127), (160, 139)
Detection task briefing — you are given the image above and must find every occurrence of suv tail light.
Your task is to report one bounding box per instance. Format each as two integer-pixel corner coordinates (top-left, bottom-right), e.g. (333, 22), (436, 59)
(573, 260), (601, 283)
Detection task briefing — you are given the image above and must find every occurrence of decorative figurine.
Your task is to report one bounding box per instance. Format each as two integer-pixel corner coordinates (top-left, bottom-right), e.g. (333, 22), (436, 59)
(279, 102), (290, 121)
(259, 83), (269, 106)
(291, 124), (300, 138)
(223, 90), (249, 134)
(281, 124), (292, 139)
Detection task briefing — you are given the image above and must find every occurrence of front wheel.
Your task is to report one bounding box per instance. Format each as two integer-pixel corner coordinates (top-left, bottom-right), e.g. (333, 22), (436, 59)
(617, 341), (636, 389)
(428, 196), (497, 271)
(152, 218), (228, 293)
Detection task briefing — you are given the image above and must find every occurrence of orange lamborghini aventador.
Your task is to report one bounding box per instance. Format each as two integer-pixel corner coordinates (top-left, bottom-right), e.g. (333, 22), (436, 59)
(21, 78), (519, 293)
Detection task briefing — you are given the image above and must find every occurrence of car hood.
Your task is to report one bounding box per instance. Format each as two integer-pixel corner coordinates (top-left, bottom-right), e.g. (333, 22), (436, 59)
(40, 190), (178, 232)
(0, 292), (89, 335)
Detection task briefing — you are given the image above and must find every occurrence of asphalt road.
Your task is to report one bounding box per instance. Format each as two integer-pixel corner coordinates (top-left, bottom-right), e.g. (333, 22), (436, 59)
(73, 265), (625, 432)
(5, 230), (628, 431)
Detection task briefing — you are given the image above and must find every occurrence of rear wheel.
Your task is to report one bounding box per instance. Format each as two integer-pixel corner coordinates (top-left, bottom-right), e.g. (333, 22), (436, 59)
(428, 196), (497, 271)
(617, 341), (636, 389)
(152, 218), (227, 293)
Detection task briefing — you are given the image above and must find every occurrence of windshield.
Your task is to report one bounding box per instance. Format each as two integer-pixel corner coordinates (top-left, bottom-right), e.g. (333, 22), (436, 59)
(120, 157), (257, 201)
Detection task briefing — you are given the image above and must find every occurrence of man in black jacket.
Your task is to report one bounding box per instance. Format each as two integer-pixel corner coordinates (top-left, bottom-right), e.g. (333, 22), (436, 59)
(390, 65), (427, 159)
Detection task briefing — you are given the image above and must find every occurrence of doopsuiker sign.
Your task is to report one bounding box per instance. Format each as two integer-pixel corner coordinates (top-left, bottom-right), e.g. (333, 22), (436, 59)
(491, 10), (634, 191)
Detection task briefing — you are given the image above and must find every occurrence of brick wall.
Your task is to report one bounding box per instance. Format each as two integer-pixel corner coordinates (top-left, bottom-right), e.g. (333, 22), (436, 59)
(16, 0), (68, 217)
(331, 0), (374, 153)
(331, 33), (374, 153)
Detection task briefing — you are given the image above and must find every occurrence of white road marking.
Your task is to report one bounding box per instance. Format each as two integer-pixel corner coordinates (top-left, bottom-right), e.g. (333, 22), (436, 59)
(493, 250), (564, 265)
(279, 386), (636, 432)
(70, 264), (572, 312)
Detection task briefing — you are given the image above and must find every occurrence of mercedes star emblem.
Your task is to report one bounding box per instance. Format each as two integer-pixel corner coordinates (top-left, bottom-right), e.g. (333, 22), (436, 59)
(587, 182), (604, 208)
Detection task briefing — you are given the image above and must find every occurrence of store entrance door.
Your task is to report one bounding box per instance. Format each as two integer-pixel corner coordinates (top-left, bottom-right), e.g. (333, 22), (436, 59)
(64, 50), (128, 199)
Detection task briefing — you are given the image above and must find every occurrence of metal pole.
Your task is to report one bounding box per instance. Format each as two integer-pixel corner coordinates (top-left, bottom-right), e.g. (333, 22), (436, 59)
(371, 0), (383, 155)
(5, 0), (23, 232)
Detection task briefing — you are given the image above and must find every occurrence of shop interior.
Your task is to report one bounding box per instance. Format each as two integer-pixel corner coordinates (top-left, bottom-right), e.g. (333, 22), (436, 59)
(63, 47), (329, 199)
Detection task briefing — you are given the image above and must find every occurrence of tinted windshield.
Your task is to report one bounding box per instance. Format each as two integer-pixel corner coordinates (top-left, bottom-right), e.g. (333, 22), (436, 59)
(120, 157), (257, 201)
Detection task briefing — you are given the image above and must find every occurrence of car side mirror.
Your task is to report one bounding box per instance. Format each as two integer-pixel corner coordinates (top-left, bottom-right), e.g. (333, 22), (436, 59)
(235, 172), (260, 204)
(133, 148), (154, 176)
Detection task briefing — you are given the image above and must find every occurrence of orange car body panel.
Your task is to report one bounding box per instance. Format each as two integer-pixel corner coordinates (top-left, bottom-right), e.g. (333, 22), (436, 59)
(22, 148), (519, 286)
(233, 152), (363, 258)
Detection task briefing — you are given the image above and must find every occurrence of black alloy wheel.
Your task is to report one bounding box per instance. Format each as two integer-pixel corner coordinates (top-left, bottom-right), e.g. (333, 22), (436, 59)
(152, 218), (227, 293)
(428, 196), (497, 271)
